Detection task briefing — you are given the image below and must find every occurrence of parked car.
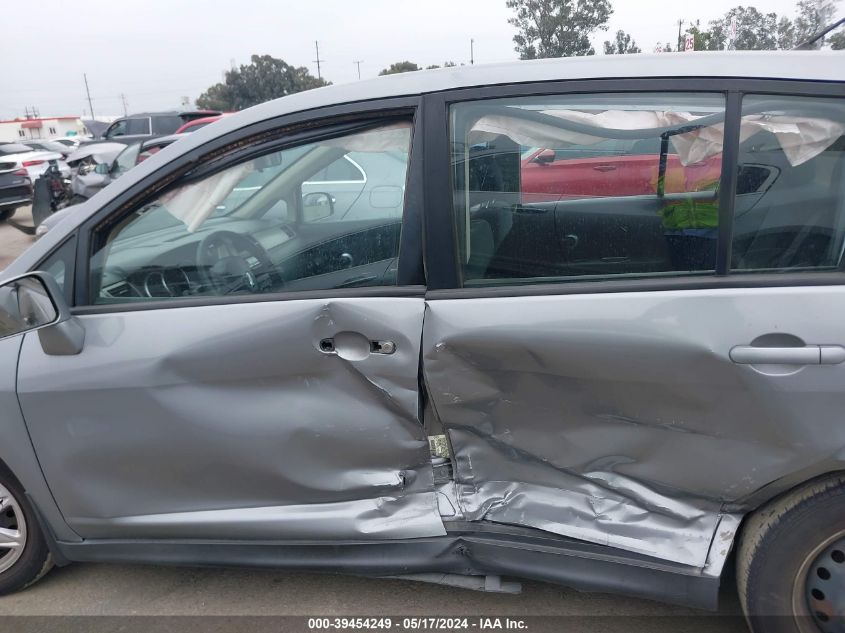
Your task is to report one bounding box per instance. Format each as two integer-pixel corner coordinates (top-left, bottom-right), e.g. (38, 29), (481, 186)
(63, 142), (127, 179)
(0, 142), (69, 181)
(20, 140), (74, 158)
(90, 110), (221, 146)
(36, 135), (186, 238)
(50, 138), (80, 150)
(174, 114), (225, 134)
(0, 164), (32, 222)
(2, 52), (845, 632)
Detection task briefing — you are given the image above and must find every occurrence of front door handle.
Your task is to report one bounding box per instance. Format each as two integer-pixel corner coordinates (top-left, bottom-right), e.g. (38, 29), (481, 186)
(730, 345), (845, 365)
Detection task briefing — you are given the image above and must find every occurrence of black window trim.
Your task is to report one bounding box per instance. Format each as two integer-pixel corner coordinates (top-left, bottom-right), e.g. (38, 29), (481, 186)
(71, 96), (426, 311)
(421, 76), (845, 294)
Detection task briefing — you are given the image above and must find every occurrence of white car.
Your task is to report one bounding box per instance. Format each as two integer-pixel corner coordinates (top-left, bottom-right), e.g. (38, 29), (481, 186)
(0, 142), (70, 180)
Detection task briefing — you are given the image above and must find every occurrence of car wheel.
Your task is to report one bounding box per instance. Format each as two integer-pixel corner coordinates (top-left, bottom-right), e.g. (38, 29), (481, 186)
(738, 474), (845, 633)
(0, 208), (15, 222)
(0, 468), (52, 595)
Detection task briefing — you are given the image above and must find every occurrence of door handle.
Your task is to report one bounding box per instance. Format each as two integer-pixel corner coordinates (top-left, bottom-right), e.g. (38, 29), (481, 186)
(729, 345), (845, 365)
(593, 165), (617, 172)
(319, 337), (396, 356)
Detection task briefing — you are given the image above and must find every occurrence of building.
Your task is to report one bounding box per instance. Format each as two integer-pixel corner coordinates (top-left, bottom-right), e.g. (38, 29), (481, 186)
(0, 116), (88, 143)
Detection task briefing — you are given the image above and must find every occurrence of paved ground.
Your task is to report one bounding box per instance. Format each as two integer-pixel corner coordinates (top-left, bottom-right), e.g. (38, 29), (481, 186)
(0, 213), (748, 630)
(0, 206), (35, 271)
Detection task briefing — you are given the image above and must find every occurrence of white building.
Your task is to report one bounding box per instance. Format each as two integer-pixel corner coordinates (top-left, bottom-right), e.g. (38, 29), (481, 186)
(0, 116), (88, 143)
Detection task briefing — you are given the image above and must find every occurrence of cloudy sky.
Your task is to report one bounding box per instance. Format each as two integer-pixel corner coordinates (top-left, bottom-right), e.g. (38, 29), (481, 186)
(1, 0), (834, 119)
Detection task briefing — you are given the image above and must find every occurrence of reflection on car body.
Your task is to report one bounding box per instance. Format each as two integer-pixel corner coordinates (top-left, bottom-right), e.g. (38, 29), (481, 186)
(1, 52), (845, 631)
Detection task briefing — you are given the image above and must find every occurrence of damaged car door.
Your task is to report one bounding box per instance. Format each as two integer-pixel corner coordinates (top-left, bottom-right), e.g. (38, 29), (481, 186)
(16, 116), (446, 541)
(424, 89), (845, 569)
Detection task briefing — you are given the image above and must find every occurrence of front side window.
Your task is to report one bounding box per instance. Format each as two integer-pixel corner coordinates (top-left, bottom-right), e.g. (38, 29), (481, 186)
(105, 120), (127, 138)
(731, 95), (845, 273)
(88, 121), (412, 304)
(450, 93), (727, 285)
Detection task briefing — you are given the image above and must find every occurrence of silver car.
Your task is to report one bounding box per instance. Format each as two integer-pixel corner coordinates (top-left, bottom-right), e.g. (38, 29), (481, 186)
(1, 52), (844, 632)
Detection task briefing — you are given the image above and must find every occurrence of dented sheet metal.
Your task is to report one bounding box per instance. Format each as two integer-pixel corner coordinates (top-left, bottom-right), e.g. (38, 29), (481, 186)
(423, 287), (845, 567)
(17, 297), (445, 540)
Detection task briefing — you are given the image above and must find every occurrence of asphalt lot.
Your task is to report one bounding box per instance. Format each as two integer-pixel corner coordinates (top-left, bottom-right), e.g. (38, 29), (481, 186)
(0, 211), (747, 630)
(0, 206), (35, 271)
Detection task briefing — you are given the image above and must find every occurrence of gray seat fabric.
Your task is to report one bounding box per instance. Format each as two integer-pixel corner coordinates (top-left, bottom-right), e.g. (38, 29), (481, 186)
(466, 219), (495, 280)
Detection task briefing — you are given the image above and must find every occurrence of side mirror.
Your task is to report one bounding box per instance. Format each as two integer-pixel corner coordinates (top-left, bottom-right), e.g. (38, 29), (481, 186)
(302, 191), (336, 222)
(0, 272), (84, 355)
(532, 149), (556, 165)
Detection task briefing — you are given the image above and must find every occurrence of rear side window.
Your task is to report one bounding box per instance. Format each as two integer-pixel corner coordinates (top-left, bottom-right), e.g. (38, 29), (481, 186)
(731, 95), (845, 273)
(151, 116), (183, 135)
(449, 93), (727, 285)
(125, 118), (151, 135)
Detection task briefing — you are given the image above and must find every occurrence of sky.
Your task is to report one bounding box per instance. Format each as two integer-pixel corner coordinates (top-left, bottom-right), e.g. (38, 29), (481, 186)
(1, 0), (834, 120)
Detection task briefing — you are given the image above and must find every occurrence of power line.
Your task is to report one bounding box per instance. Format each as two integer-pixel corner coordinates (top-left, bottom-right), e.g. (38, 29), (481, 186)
(314, 40), (325, 80)
(83, 73), (95, 119)
(354, 60), (363, 80)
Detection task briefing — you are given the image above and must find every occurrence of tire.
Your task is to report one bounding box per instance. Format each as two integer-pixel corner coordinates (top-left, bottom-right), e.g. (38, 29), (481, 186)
(0, 466), (53, 595)
(0, 208), (15, 222)
(737, 474), (845, 633)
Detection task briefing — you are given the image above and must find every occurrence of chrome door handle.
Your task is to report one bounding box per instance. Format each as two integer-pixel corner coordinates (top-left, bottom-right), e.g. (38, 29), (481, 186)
(729, 345), (845, 365)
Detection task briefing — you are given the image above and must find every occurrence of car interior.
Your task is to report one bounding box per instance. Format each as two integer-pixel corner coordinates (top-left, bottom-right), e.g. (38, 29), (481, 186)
(90, 123), (411, 303)
(453, 97), (845, 285)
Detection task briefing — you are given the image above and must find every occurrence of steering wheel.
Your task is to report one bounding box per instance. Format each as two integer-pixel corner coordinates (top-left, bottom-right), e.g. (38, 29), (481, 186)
(196, 230), (282, 295)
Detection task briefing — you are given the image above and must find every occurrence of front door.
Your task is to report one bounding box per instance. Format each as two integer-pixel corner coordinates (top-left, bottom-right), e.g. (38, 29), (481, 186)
(424, 87), (845, 568)
(17, 115), (445, 541)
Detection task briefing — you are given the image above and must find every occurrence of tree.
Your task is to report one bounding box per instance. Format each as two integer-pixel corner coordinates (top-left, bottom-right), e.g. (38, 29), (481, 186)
(378, 61), (421, 75)
(425, 61), (460, 69)
(794, 0), (841, 47)
(685, 20), (715, 50)
(603, 29), (641, 54)
(707, 6), (780, 50)
(506, 0), (613, 59)
(831, 30), (845, 49)
(776, 15), (798, 49)
(196, 55), (328, 111)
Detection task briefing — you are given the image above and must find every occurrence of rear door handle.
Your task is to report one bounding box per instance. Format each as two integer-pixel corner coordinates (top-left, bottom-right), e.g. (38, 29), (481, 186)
(729, 345), (845, 365)
(593, 165), (617, 172)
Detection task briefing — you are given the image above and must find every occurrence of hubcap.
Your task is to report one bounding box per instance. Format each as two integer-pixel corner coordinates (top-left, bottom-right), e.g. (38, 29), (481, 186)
(797, 532), (845, 633)
(0, 482), (27, 574)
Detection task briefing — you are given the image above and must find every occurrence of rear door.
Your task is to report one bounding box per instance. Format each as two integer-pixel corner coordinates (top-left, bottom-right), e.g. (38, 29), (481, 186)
(17, 107), (444, 541)
(422, 82), (845, 568)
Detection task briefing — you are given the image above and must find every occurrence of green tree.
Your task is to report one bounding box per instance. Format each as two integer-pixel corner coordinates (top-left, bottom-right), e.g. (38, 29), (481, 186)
(685, 20), (715, 50)
(830, 30), (845, 48)
(506, 0), (613, 59)
(776, 15), (798, 48)
(196, 55), (328, 111)
(794, 0), (841, 47)
(378, 61), (421, 75)
(603, 29), (641, 54)
(707, 6), (780, 50)
(425, 61), (459, 69)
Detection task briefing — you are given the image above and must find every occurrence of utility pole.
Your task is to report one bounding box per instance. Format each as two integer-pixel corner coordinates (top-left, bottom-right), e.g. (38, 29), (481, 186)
(677, 19), (684, 52)
(470, 38), (475, 64)
(83, 73), (95, 120)
(314, 41), (324, 80)
(353, 60), (363, 80)
(120, 93), (128, 117)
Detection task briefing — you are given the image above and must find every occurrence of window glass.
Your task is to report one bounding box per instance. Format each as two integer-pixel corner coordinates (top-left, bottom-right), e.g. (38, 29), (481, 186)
(88, 121), (412, 304)
(151, 116), (183, 135)
(450, 93), (726, 285)
(731, 95), (845, 273)
(112, 144), (141, 175)
(307, 156), (366, 182)
(105, 120), (127, 138)
(125, 118), (151, 135)
(38, 236), (76, 305)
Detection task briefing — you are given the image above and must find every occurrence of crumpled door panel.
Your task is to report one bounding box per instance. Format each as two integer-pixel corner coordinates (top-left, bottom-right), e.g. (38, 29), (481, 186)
(423, 287), (845, 567)
(17, 297), (444, 540)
